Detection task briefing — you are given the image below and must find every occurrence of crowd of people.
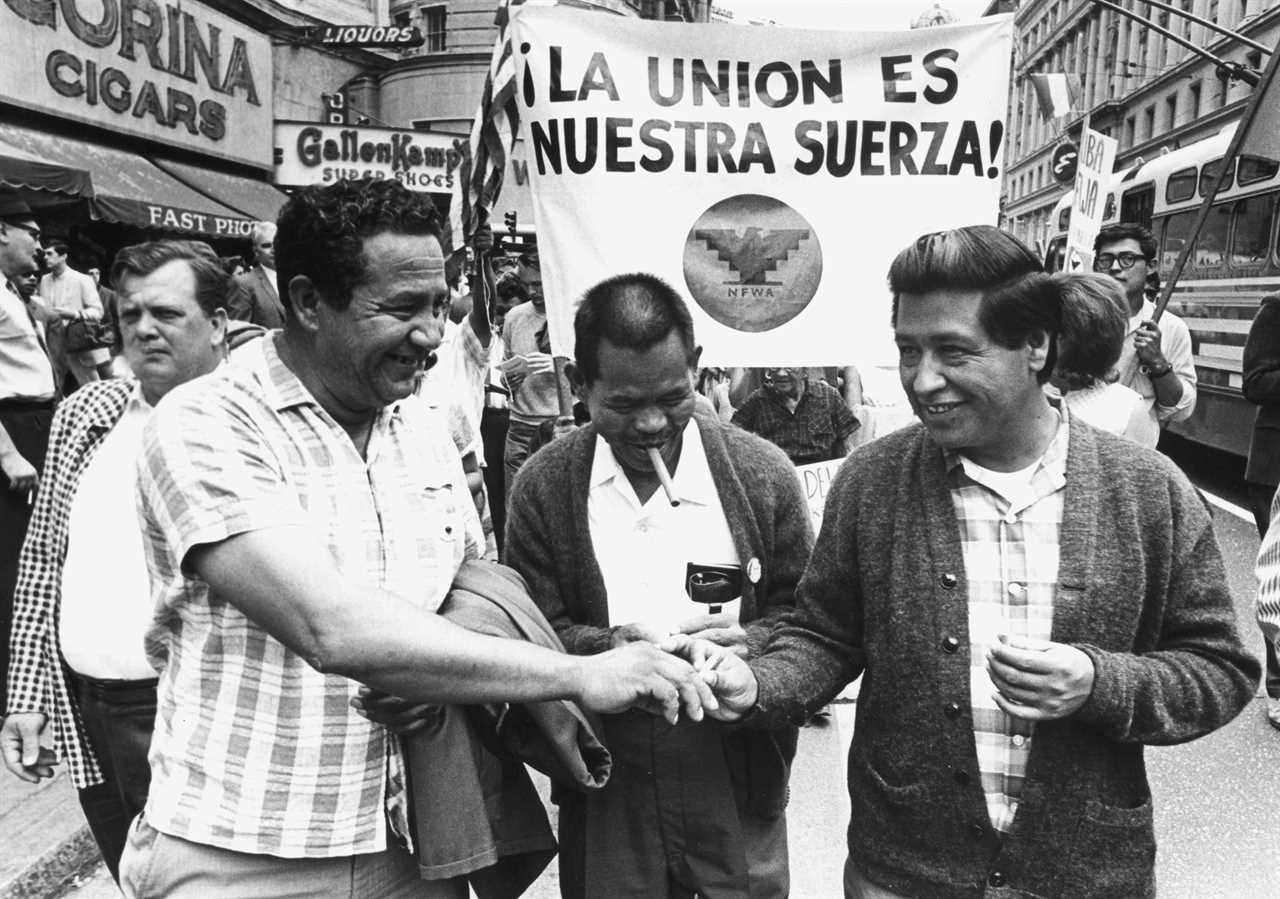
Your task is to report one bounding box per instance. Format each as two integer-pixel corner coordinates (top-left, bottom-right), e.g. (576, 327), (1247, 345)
(0, 177), (1273, 899)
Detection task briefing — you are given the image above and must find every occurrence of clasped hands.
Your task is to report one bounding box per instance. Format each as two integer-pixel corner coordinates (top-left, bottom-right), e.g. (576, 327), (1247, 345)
(351, 615), (760, 735)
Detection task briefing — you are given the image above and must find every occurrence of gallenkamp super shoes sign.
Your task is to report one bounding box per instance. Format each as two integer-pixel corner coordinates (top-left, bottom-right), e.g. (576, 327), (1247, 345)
(512, 8), (1013, 367)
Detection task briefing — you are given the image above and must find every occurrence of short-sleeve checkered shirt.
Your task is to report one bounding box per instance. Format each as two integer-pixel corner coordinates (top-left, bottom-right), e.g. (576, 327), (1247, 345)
(943, 411), (1068, 835)
(136, 336), (481, 858)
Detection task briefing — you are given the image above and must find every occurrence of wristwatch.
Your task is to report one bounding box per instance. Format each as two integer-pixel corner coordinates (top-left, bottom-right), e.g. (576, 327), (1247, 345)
(1143, 362), (1173, 378)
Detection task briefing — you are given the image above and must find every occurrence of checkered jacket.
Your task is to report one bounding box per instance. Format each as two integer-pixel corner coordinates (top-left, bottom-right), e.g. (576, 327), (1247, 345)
(6, 378), (135, 788)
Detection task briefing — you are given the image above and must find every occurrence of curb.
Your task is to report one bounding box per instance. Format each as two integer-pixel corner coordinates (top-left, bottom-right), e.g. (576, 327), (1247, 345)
(0, 826), (100, 899)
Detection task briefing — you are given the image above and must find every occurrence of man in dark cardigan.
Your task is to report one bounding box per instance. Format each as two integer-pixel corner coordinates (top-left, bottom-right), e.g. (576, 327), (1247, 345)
(504, 273), (812, 899)
(685, 226), (1258, 899)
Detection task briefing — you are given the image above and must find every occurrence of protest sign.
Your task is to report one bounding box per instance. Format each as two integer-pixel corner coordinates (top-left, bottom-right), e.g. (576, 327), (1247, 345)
(1064, 126), (1118, 273)
(795, 458), (842, 532)
(510, 7), (1013, 366)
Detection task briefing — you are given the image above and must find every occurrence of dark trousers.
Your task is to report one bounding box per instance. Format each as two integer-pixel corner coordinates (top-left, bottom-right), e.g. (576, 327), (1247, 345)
(1246, 480), (1280, 698)
(481, 406), (509, 553)
(557, 710), (788, 899)
(72, 672), (158, 883)
(0, 401), (53, 711)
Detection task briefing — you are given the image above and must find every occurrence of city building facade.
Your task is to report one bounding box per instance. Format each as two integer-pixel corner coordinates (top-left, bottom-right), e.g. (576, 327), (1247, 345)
(1001, 0), (1280, 253)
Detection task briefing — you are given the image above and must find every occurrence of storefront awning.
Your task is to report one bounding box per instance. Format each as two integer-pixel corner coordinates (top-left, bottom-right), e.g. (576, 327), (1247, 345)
(151, 157), (288, 224)
(0, 123), (254, 239)
(0, 132), (93, 201)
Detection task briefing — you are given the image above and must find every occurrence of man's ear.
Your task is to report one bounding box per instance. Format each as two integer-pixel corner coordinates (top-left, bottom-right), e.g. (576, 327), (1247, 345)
(565, 360), (585, 399)
(690, 344), (703, 373)
(209, 308), (228, 349)
(1026, 329), (1051, 374)
(288, 275), (323, 333)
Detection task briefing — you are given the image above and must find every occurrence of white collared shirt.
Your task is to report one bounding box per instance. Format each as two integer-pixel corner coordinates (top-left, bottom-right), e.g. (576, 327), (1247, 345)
(59, 383), (156, 680)
(587, 419), (739, 633)
(1115, 300), (1197, 426)
(0, 280), (55, 401)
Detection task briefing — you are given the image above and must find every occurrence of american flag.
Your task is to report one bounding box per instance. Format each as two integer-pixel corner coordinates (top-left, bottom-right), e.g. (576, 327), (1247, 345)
(448, 0), (528, 251)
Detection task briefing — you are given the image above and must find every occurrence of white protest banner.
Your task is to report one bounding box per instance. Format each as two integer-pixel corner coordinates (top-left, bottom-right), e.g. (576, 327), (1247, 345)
(795, 458), (842, 532)
(1065, 126), (1118, 273)
(510, 8), (1013, 366)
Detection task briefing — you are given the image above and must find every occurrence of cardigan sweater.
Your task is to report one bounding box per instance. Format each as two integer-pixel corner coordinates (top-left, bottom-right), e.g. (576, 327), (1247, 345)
(748, 418), (1259, 899)
(503, 406), (812, 816)
(6, 377), (135, 789)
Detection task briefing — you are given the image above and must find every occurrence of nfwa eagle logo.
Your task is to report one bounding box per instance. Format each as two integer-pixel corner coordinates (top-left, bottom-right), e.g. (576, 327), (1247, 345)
(682, 195), (822, 333)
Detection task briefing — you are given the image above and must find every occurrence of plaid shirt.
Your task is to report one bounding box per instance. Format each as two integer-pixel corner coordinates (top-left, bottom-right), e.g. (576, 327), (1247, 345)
(136, 336), (482, 858)
(6, 378), (135, 789)
(1256, 490), (1280, 659)
(943, 411), (1068, 835)
(731, 379), (858, 465)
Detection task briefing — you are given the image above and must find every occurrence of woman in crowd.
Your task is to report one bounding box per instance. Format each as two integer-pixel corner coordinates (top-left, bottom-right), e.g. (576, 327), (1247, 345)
(1051, 272), (1155, 445)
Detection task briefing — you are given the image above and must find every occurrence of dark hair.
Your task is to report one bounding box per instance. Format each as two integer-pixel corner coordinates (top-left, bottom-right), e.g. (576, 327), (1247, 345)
(574, 273), (696, 385)
(1053, 273), (1128, 390)
(45, 239), (70, 257)
(495, 270), (528, 305)
(1094, 222), (1156, 260)
(888, 225), (1059, 383)
(274, 178), (441, 312)
(110, 240), (230, 318)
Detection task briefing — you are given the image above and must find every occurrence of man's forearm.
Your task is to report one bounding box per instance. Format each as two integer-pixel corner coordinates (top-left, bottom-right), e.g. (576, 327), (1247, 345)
(192, 529), (592, 707)
(1151, 368), (1184, 408)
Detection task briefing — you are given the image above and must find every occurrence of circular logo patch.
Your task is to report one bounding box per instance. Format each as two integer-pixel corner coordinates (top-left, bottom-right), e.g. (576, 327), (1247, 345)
(682, 194), (822, 333)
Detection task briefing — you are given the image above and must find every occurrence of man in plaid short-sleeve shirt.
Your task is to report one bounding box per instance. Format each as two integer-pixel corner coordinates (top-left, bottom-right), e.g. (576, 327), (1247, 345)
(117, 179), (722, 899)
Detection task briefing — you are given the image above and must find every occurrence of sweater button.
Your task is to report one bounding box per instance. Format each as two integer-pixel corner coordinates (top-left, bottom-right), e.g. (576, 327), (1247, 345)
(943, 701), (962, 719)
(939, 572), (958, 589)
(941, 635), (961, 654)
(988, 870), (1006, 887)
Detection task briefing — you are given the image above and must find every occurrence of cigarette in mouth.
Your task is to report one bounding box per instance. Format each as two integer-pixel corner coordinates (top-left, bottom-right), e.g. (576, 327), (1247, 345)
(646, 446), (679, 507)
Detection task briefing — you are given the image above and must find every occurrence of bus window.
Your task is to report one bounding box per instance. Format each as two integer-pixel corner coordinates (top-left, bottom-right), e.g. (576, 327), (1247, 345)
(1230, 196), (1276, 266)
(1238, 155), (1280, 187)
(1161, 211), (1194, 270)
(1044, 237), (1067, 273)
(1199, 158), (1235, 197)
(1103, 192), (1116, 221)
(1167, 168), (1197, 203)
(1120, 185), (1154, 228)
(1194, 206), (1230, 267)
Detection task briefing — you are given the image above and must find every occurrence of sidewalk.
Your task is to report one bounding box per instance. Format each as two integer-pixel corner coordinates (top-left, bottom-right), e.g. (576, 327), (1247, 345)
(0, 771), (100, 899)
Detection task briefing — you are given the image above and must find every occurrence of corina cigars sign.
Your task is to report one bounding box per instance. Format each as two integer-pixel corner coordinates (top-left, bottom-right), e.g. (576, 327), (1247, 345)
(0, 0), (273, 168)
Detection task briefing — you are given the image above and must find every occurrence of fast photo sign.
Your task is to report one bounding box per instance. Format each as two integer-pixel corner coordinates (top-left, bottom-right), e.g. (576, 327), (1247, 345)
(510, 7), (1013, 366)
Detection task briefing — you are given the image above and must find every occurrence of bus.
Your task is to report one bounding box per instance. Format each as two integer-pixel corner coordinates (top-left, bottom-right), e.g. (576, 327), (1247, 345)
(1045, 124), (1280, 457)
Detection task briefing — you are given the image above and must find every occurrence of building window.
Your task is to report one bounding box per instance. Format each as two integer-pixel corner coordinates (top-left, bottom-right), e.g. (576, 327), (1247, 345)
(421, 4), (446, 52)
(1124, 115), (1136, 148)
(1142, 105), (1155, 142)
(1181, 0), (1194, 38)
(1208, 0), (1220, 24)
(1165, 93), (1178, 129)
(393, 10), (410, 29)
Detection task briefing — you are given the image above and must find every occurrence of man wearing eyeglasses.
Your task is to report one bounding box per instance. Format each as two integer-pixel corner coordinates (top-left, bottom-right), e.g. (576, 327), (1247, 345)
(1092, 223), (1196, 446)
(0, 192), (56, 711)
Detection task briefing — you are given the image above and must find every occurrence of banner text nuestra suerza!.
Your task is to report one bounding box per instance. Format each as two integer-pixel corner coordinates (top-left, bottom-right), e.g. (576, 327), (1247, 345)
(526, 48), (1004, 179)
